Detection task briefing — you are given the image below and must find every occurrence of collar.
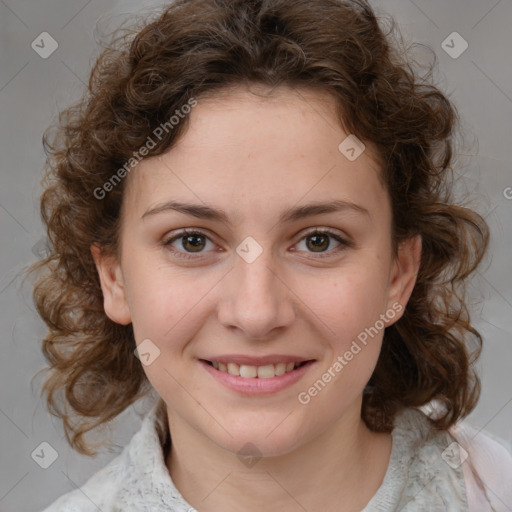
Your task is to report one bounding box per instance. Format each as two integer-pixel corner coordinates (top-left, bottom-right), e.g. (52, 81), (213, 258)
(116, 403), (469, 512)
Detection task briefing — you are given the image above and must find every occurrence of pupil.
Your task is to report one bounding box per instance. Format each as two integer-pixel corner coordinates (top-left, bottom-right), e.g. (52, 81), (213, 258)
(308, 234), (329, 252)
(184, 235), (204, 252)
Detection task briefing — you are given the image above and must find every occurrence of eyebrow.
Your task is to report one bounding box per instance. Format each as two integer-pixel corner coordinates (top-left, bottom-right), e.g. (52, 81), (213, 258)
(141, 199), (370, 224)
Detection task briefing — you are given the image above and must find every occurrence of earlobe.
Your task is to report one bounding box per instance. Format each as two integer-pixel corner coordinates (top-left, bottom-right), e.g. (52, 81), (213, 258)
(386, 235), (422, 320)
(90, 244), (132, 325)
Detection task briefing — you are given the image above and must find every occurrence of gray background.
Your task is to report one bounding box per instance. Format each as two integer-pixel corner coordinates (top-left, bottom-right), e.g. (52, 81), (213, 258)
(1, 1), (511, 510)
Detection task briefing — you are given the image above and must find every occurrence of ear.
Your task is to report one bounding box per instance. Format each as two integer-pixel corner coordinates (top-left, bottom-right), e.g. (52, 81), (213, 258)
(386, 235), (422, 323)
(90, 244), (132, 325)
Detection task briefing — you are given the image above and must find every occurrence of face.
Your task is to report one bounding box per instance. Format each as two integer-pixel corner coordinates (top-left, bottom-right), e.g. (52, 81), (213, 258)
(92, 84), (420, 457)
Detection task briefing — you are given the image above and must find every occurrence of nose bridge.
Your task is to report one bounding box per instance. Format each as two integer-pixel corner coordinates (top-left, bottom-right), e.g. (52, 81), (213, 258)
(218, 238), (294, 338)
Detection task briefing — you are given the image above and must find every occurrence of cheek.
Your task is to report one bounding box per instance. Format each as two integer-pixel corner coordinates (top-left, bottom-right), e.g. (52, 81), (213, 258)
(296, 273), (387, 413)
(125, 258), (220, 350)
(122, 258), (182, 339)
(298, 267), (390, 342)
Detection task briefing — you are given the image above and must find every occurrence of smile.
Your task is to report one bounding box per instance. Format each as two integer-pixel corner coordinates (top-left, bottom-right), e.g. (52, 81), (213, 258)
(200, 358), (315, 395)
(204, 360), (307, 378)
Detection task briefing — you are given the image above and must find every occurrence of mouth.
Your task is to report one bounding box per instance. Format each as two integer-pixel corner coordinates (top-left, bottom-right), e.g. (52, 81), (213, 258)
(199, 357), (315, 395)
(201, 359), (311, 379)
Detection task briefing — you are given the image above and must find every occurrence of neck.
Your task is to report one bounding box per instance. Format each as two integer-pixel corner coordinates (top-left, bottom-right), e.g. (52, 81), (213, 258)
(165, 402), (392, 512)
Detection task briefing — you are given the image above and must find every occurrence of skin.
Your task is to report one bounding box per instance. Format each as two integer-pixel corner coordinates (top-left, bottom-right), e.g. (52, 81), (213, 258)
(92, 83), (421, 512)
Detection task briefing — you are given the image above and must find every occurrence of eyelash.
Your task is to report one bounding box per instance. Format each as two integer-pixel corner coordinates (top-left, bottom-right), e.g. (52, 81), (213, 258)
(162, 228), (352, 260)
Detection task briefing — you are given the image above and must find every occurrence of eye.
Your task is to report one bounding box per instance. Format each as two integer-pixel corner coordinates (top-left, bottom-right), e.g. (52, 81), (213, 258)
(293, 229), (352, 258)
(163, 229), (217, 259)
(163, 228), (352, 261)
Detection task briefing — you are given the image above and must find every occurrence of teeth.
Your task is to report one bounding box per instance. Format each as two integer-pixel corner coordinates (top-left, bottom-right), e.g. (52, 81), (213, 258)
(257, 364), (275, 379)
(240, 365), (258, 378)
(211, 361), (305, 378)
(227, 363), (240, 376)
(274, 363), (286, 376)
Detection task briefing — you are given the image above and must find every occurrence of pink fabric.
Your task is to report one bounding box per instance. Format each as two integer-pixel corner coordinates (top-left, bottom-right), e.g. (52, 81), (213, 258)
(449, 422), (512, 511)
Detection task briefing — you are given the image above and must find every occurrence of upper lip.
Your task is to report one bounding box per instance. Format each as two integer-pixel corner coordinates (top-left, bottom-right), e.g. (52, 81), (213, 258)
(201, 355), (315, 366)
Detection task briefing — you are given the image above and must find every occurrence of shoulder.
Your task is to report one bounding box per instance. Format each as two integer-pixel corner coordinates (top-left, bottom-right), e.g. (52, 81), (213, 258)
(449, 420), (512, 512)
(40, 399), (191, 512)
(40, 452), (130, 512)
(364, 408), (470, 511)
(382, 407), (512, 512)
(397, 408), (470, 509)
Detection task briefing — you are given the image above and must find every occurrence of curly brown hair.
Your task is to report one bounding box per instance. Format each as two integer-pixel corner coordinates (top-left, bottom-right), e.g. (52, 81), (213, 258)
(27, 0), (489, 456)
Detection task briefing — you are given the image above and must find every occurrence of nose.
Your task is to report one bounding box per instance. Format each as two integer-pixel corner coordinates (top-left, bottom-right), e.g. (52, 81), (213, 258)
(217, 245), (296, 340)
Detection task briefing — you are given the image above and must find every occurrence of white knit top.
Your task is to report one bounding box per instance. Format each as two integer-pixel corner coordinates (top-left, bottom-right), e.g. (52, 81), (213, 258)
(41, 400), (512, 511)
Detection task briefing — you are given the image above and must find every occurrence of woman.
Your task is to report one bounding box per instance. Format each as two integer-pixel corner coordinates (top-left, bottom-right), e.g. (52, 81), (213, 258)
(30, 0), (512, 510)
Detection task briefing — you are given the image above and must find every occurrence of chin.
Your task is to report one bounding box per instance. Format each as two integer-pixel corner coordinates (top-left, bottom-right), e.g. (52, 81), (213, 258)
(220, 435), (299, 460)
(207, 415), (311, 459)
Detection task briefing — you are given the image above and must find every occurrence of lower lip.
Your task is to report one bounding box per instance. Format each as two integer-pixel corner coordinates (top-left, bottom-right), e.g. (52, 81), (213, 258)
(200, 360), (315, 395)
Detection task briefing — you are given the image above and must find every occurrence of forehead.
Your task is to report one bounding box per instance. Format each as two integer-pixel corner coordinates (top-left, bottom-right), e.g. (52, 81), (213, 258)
(121, 84), (387, 225)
